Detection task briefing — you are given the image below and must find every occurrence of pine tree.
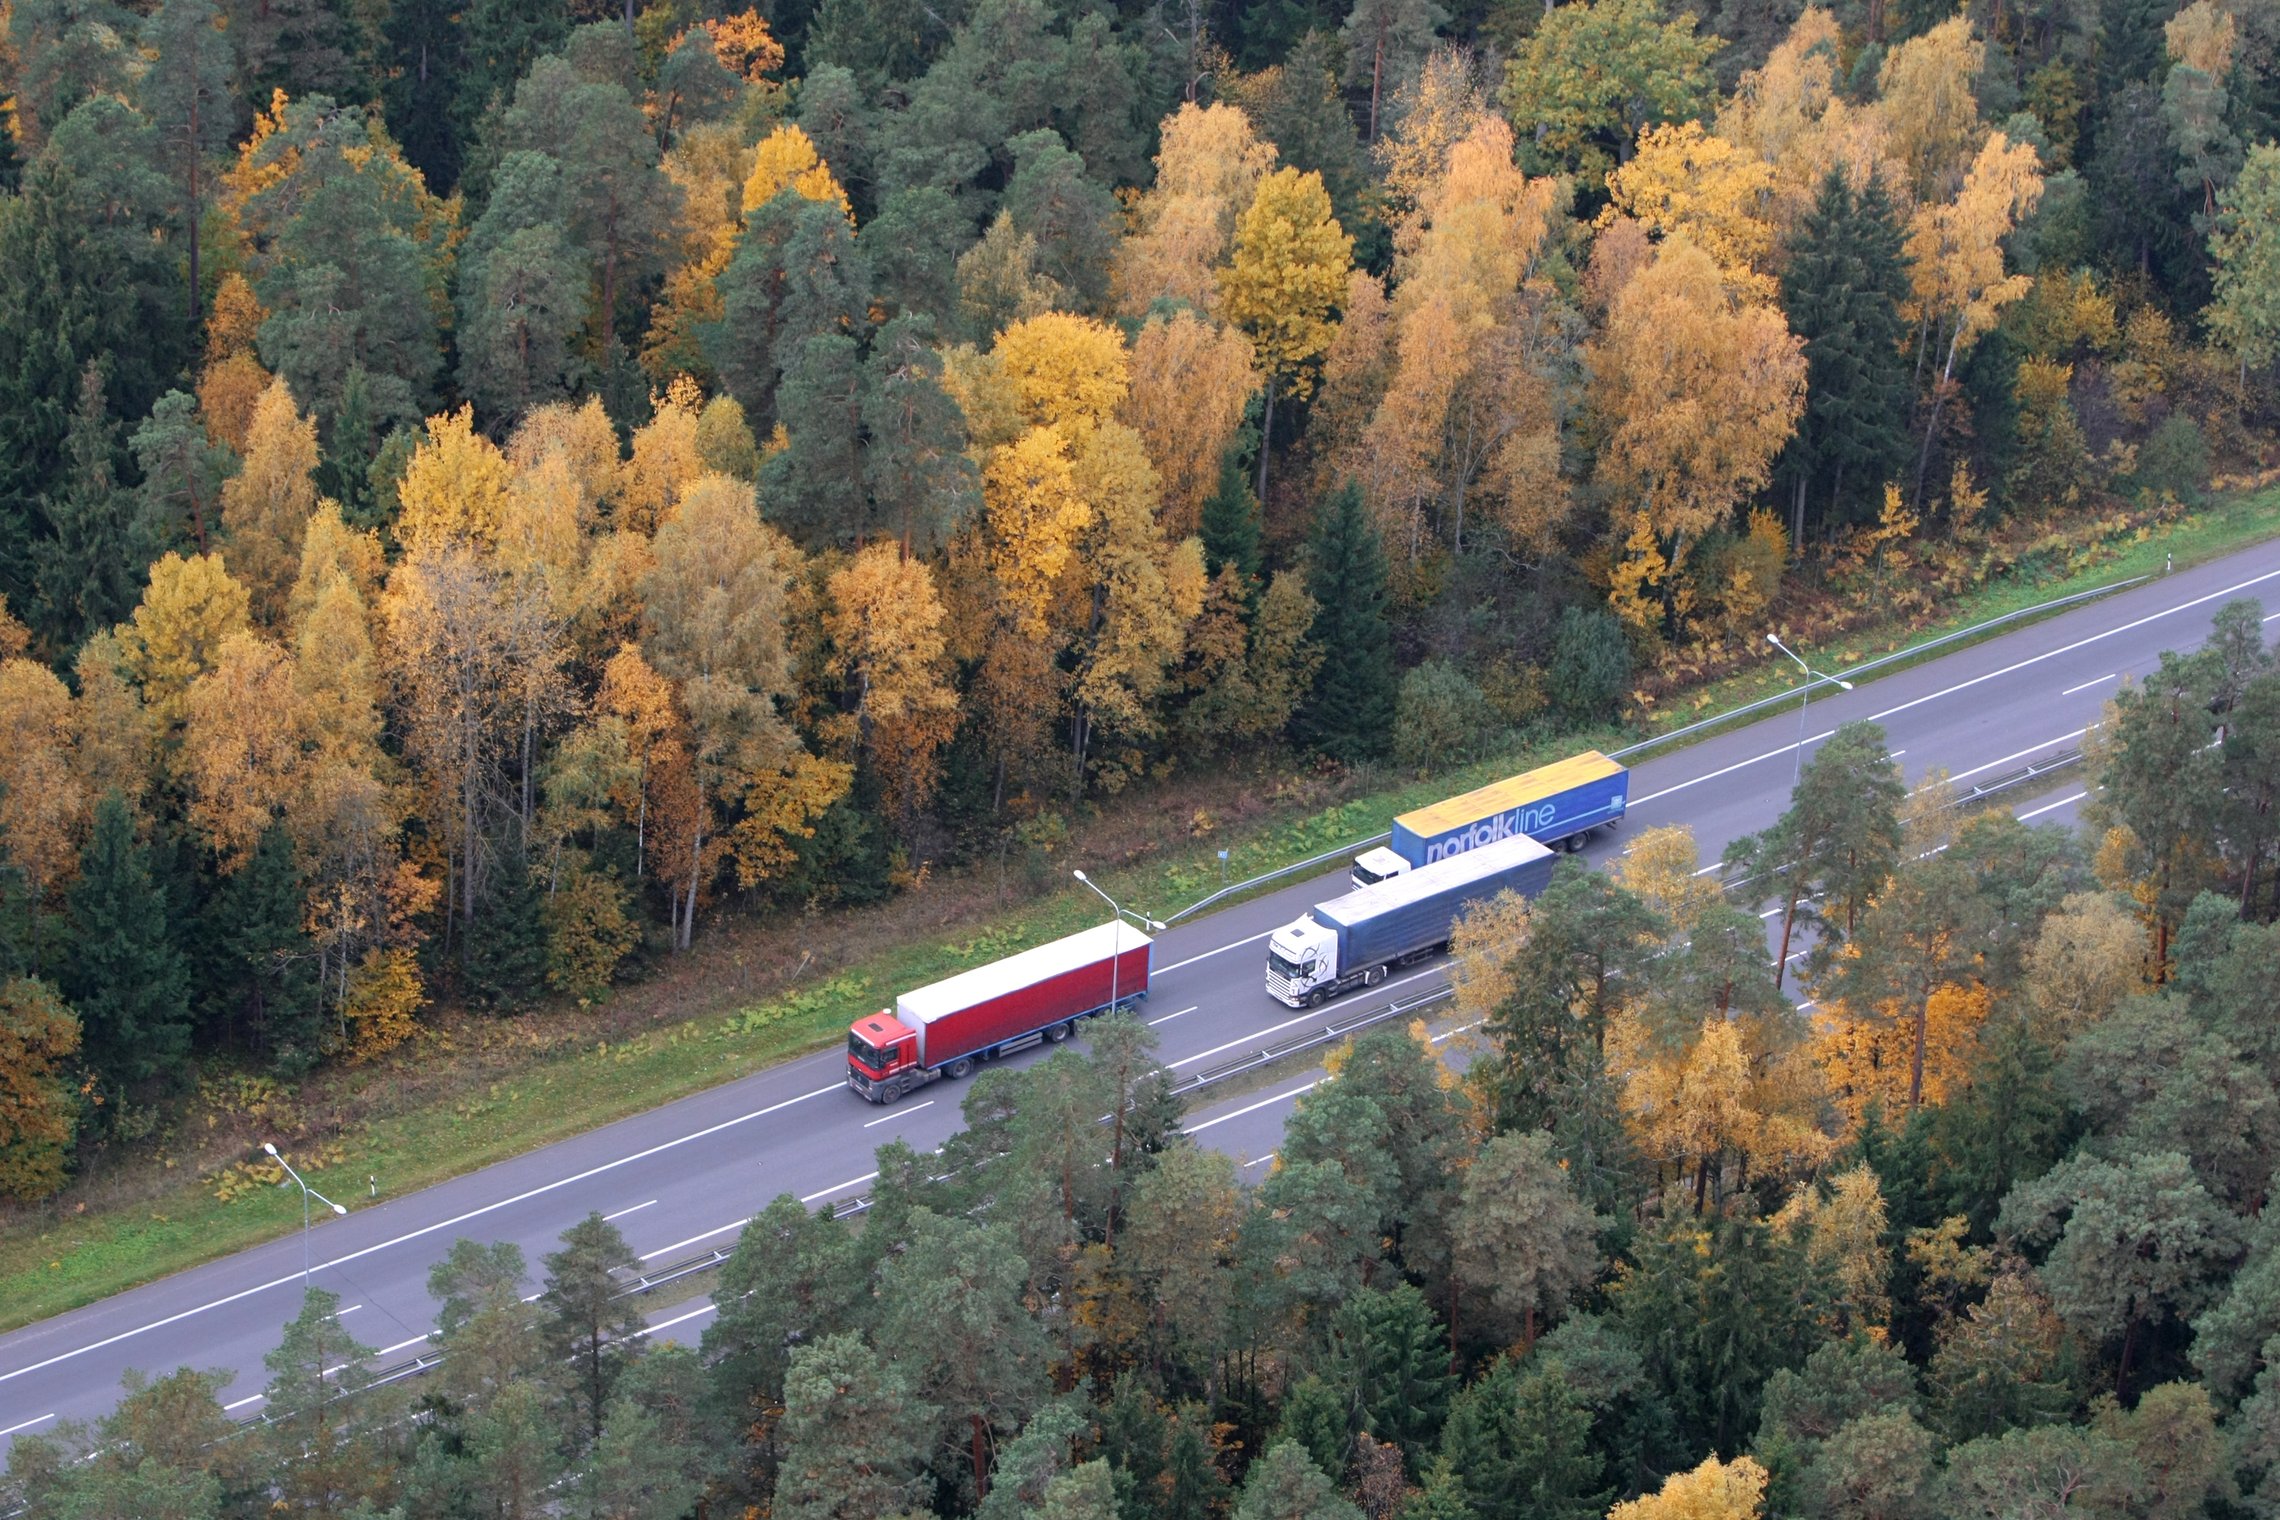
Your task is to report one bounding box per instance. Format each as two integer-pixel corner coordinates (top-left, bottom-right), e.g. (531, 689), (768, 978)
(1199, 441), (1264, 594)
(1776, 171), (1914, 547)
(541, 1211), (647, 1449)
(205, 821), (323, 1074)
(260, 1286), (404, 1516)
(1291, 481), (1395, 763)
(64, 793), (192, 1104)
(1235, 1440), (1364, 1520)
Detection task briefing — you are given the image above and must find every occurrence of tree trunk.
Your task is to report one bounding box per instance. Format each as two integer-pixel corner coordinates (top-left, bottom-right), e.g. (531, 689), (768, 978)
(1256, 378), (1277, 503)
(1791, 475), (1807, 560)
(1773, 883), (1802, 990)
(1913, 327), (1965, 508)
(1908, 1000), (1928, 1109)
(1693, 1153), (1711, 1214)
(971, 1413), (991, 1499)
(1368, 28), (1385, 142)
(187, 99), (202, 334)
(679, 812), (704, 951)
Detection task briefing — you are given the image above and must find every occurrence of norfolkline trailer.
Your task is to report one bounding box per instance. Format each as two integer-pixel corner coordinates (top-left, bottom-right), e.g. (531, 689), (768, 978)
(1352, 750), (1629, 886)
(1270, 833), (1557, 1007)
(846, 920), (1150, 1103)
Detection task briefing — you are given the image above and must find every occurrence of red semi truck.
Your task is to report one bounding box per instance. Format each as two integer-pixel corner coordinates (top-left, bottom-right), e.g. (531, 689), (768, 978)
(846, 920), (1152, 1103)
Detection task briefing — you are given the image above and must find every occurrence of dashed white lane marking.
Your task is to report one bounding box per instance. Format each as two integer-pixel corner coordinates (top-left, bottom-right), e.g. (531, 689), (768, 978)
(864, 1100), (934, 1126)
(1147, 1005), (1200, 1026)
(2061, 673), (2117, 696)
(223, 1393), (265, 1411)
(0, 1082), (845, 1389)
(334, 1304), (363, 1316)
(602, 1200), (656, 1223)
(0, 1413), (55, 1437)
(1630, 566), (2280, 812)
(634, 1164), (888, 1268)
(1168, 968), (1441, 1071)
(1185, 1080), (1324, 1136)
(1243, 1153), (1278, 1169)
(2018, 790), (2090, 821)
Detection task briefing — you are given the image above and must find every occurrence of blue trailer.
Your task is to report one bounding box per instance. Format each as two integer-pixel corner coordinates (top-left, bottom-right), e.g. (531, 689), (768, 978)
(1270, 833), (1557, 1006)
(1352, 750), (1630, 886)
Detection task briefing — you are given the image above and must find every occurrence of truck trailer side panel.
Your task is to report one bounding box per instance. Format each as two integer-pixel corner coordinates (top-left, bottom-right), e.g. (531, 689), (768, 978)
(1314, 834), (1557, 967)
(1391, 751), (1629, 863)
(897, 923), (1150, 1067)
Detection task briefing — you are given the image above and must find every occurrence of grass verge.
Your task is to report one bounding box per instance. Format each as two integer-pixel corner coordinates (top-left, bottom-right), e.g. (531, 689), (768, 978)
(2, 487), (2275, 1338)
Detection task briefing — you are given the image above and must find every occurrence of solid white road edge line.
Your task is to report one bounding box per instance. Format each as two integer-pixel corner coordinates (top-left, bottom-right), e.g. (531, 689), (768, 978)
(0, 1082), (845, 1388)
(1631, 565), (2280, 811)
(1185, 1080), (1324, 1136)
(636, 1302), (718, 1339)
(2017, 790), (2090, 821)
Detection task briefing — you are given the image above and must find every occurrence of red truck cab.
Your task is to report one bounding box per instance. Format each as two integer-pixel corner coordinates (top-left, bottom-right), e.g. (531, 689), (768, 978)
(847, 1012), (920, 1100)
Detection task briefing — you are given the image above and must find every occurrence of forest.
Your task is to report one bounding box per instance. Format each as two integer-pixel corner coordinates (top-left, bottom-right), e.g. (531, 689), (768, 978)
(0, 0), (2278, 1218)
(11, 597), (2280, 1519)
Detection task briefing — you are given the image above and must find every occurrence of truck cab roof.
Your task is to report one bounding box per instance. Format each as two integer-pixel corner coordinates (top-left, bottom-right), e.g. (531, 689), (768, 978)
(852, 1011), (911, 1043)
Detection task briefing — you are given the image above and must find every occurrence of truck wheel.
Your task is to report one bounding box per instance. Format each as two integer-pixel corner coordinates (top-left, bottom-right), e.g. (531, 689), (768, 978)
(1046, 1022), (1071, 1042)
(1364, 965), (1387, 987)
(1564, 832), (1587, 853)
(1306, 989), (1328, 1009)
(946, 1057), (975, 1080)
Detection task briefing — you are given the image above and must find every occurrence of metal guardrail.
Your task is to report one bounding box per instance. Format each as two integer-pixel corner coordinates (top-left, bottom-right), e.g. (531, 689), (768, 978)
(1154, 577), (2143, 930)
(1163, 832), (1390, 924)
(1608, 576), (2144, 764)
(229, 579), (2146, 1418)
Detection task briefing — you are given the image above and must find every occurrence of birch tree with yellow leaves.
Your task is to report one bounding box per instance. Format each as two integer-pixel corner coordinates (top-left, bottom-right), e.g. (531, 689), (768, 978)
(1904, 131), (2043, 503)
(1218, 167), (1353, 499)
(1588, 238), (1805, 632)
(1112, 101), (1276, 316)
(640, 474), (847, 948)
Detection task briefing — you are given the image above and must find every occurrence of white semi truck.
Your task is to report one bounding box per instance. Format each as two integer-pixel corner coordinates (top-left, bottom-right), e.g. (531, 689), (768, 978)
(1267, 833), (1558, 1007)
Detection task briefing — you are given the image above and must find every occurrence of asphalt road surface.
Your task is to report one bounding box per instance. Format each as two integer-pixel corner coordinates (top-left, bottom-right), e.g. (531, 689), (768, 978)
(4, 543), (2276, 1446)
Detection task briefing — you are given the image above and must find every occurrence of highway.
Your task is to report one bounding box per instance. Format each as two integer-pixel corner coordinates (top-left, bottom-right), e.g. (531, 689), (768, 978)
(3, 541), (2275, 1446)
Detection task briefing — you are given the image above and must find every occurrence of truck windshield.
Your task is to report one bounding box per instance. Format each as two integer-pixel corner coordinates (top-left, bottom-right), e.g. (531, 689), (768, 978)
(1267, 948), (1309, 980)
(848, 1031), (888, 1069)
(1351, 861), (1391, 886)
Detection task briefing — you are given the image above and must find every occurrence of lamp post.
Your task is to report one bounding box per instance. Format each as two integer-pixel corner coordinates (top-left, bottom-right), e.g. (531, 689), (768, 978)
(265, 1141), (347, 1289)
(1766, 633), (1855, 790)
(1073, 870), (1165, 1016)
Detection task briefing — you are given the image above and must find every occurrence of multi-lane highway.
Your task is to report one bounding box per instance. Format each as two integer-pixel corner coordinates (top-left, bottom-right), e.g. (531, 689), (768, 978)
(4, 541), (2277, 1446)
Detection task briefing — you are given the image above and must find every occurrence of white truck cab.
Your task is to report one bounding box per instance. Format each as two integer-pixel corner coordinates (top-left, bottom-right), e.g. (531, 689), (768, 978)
(1350, 846), (1412, 889)
(1266, 916), (1341, 1005)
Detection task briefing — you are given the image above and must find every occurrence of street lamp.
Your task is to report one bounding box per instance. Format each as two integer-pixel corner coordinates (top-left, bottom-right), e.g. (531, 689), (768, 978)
(1073, 870), (1165, 1016)
(265, 1141), (347, 1289)
(1766, 633), (1855, 790)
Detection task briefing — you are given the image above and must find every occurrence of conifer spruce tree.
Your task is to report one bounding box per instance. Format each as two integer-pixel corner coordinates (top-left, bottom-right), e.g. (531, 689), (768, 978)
(206, 820), (322, 1074)
(36, 361), (142, 652)
(1292, 481), (1396, 763)
(65, 793), (192, 1104)
(1776, 170), (1913, 548)
(1199, 440), (1265, 594)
